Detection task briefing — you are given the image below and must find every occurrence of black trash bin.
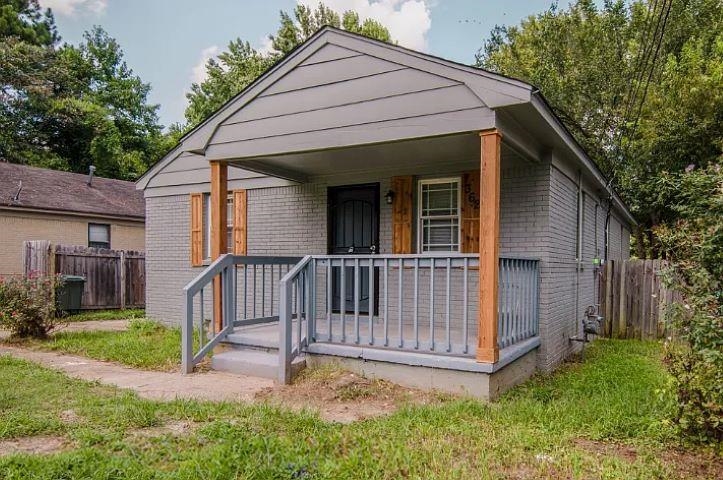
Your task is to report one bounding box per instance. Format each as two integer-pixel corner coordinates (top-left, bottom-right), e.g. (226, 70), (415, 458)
(57, 275), (85, 313)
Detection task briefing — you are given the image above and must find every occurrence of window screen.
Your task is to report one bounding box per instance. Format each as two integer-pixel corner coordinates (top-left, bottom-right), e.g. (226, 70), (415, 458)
(418, 179), (460, 252)
(88, 223), (110, 249)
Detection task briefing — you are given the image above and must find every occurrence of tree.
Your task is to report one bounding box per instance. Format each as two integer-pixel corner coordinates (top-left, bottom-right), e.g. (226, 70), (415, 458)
(477, 0), (723, 258)
(184, 2), (392, 128)
(0, 0), (58, 46)
(0, 1), (164, 180)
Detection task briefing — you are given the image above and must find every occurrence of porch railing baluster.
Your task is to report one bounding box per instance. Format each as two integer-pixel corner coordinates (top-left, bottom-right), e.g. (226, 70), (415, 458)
(429, 257), (435, 352)
(340, 258), (346, 343)
(446, 257), (451, 353)
(368, 258), (374, 345)
(383, 258), (389, 347)
(462, 257), (468, 354)
(354, 258), (360, 344)
(327, 260), (332, 341)
(413, 258), (419, 349)
(398, 257), (403, 348)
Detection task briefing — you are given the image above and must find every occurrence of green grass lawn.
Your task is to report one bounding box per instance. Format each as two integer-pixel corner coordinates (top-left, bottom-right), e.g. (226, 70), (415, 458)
(1, 339), (719, 479)
(63, 308), (145, 322)
(35, 319), (182, 371)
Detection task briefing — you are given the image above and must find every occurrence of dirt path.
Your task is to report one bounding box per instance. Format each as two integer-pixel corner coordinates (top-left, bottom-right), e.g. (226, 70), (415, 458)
(0, 346), (273, 402)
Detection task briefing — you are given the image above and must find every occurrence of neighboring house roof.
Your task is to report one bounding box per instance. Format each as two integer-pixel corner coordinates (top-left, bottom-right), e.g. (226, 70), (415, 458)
(0, 162), (145, 221)
(137, 26), (634, 225)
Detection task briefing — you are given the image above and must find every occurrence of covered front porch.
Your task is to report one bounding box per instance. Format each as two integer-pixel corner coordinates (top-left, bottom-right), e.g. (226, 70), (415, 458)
(181, 129), (543, 394)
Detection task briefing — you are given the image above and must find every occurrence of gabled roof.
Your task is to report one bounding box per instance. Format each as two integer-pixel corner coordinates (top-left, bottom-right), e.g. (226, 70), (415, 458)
(0, 162), (145, 220)
(137, 26), (634, 225)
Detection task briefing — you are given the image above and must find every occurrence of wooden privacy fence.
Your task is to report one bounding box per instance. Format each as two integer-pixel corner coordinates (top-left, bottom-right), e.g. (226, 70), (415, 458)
(598, 259), (680, 340)
(23, 240), (145, 310)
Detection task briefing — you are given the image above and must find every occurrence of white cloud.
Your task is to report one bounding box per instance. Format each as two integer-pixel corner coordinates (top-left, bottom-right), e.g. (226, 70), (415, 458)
(257, 35), (275, 56)
(190, 45), (220, 86)
(39, 0), (107, 17)
(297, 0), (432, 51)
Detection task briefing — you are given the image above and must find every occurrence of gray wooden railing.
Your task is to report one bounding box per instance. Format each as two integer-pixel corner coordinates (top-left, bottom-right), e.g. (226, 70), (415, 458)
(498, 257), (539, 348)
(278, 256), (314, 383)
(182, 254), (301, 373)
(184, 254), (539, 380)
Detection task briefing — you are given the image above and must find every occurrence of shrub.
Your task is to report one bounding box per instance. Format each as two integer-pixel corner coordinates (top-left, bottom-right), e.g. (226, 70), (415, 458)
(0, 274), (65, 339)
(655, 163), (723, 444)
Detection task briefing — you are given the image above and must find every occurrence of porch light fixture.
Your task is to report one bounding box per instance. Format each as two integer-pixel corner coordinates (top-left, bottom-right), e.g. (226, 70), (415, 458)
(384, 189), (395, 205)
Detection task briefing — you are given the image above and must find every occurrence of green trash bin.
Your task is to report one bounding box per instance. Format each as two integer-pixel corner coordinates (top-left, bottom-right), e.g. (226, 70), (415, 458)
(57, 275), (85, 313)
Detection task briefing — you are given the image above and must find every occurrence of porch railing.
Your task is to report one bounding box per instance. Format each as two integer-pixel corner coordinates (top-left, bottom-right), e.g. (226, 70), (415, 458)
(182, 254), (539, 381)
(181, 254), (301, 373)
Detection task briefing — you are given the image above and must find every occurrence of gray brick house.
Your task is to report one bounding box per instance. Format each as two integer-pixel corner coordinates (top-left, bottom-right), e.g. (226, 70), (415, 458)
(137, 27), (633, 399)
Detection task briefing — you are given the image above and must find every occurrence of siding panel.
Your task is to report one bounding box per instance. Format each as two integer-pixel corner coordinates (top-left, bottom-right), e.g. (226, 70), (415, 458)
(262, 54), (401, 95)
(225, 68), (459, 124)
(212, 85), (483, 144)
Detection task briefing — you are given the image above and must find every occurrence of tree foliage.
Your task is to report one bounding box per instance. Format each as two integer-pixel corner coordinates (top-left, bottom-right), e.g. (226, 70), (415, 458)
(184, 2), (392, 127)
(656, 163), (723, 444)
(477, 0), (723, 259)
(0, 1), (164, 180)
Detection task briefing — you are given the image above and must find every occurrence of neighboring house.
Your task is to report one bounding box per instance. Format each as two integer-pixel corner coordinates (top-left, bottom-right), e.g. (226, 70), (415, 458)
(137, 27), (633, 399)
(0, 162), (145, 276)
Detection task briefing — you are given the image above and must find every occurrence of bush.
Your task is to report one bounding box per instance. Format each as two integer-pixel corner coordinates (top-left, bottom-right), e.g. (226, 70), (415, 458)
(656, 163), (723, 444)
(0, 275), (65, 339)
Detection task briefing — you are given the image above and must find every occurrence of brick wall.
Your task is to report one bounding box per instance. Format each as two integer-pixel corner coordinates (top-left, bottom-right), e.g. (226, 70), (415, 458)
(0, 210), (144, 276)
(144, 162), (630, 372)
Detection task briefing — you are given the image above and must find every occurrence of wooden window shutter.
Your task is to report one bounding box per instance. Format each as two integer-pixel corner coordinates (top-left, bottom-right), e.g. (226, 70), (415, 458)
(190, 193), (204, 266)
(461, 170), (481, 253)
(232, 190), (247, 255)
(391, 176), (413, 254)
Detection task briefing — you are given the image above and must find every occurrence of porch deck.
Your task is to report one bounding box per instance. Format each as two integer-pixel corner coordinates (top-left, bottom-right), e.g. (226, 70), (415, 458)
(226, 319), (541, 374)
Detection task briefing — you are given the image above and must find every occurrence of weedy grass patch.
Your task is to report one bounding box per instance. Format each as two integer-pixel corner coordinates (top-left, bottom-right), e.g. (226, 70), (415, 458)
(0, 340), (719, 479)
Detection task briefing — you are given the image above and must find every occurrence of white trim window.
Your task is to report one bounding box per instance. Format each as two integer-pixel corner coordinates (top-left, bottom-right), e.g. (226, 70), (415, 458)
(203, 193), (234, 259)
(418, 178), (461, 253)
(88, 223), (111, 249)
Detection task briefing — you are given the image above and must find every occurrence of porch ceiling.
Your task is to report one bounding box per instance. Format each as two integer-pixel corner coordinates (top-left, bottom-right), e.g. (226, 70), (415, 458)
(226, 132), (528, 182)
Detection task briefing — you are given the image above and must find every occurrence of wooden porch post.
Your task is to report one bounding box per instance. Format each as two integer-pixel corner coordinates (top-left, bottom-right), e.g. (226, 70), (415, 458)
(210, 161), (228, 332)
(477, 129), (501, 363)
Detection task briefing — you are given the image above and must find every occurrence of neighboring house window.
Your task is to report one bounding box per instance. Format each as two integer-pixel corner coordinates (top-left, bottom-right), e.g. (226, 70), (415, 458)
(88, 223), (110, 249)
(203, 193), (234, 259)
(418, 178), (461, 252)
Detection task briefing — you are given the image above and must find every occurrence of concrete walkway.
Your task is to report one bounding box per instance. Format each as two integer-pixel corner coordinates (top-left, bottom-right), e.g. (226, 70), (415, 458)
(0, 319), (130, 341)
(0, 346), (274, 402)
(56, 319), (131, 333)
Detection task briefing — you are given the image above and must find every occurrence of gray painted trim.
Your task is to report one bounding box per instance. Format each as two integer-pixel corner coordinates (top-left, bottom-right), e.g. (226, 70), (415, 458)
(305, 336), (540, 373)
(142, 176), (296, 198)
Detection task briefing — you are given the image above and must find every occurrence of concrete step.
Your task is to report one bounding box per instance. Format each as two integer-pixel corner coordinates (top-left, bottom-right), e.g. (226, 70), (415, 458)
(211, 349), (305, 379)
(224, 331), (279, 352)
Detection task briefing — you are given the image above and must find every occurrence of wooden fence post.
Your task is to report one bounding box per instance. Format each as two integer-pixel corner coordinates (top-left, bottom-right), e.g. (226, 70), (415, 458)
(618, 260), (627, 338)
(119, 250), (126, 310)
(604, 261), (613, 337)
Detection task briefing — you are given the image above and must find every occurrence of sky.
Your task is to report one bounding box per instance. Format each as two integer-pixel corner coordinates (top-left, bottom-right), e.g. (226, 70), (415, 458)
(39, 0), (564, 129)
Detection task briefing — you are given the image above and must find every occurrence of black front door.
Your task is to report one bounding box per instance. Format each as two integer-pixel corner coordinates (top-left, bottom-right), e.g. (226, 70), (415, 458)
(328, 184), (379, 314)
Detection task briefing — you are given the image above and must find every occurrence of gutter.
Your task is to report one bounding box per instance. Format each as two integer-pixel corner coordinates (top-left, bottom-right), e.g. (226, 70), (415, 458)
(0, 204), (145, 223)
